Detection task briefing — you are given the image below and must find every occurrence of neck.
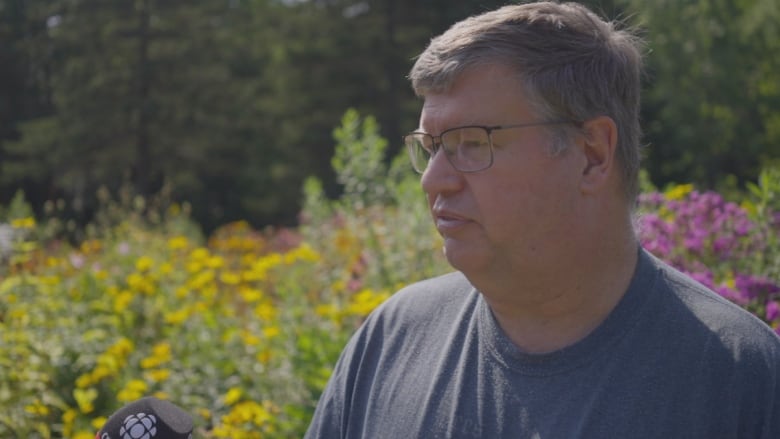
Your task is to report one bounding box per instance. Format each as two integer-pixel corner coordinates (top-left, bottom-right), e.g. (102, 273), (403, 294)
(475, 218), (639, 354)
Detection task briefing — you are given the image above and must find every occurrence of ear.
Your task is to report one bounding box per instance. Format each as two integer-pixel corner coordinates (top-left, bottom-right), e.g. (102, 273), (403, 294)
(579, 116), (618, 194)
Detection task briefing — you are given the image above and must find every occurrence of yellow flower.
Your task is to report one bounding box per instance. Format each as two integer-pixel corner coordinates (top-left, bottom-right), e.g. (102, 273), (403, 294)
(165, 307), (191, 325)
(224, 387), (243, 406)
(126, 272), (155, 295)
(290, 243), (321, 263)
(140, 342), (172, 369)
(8, 308), (29, 323)
(723, 273), (736, 289)
(117, 379), (148, 402)
(241, 330), (261, 346)
(186, 260), (204, 274)
(175, 286), (190, 298)
(73, 387), (97, 414)
(190, 247), (211, 262)
(75, 373), (93, 389)
(222, 400), (273, 426)
(62, 408), (78, 436)
(189, 270), (215, 290)
(346, 288), (390, 317)
(206, 255), (225, 269)
(740, 200), (757, 216)
(168, 235), (189, 250)
(240, 253), (256, 267)
(40, 275), (61, 286)
(315, 303), (337, 317)
(110, 337), (135, 357)
(73, 431), (96, 439)
(24, 400), (50, 416)
(63, 408), (78, 424)
(151, 342), (172, 360)
(159, 262), (174, 275)
(664, 183), (694, 201)
(90, 365), (112, 382)
(135, 256), (154, 272)
(194, 301), (209, 313)
(11, 217), (36, 229)
(145, 368), (171, 382)
(91, 416), (108, 430)
(254, 302), (277, 321)
(211, 425), (233, 438)
(256, 349), (271, 365)
(220, 271), (242, 285)
(315, 303), (341, 322)
(114, 290), (134, 313)
(262, 326), (280, 339)
(249, 253), (283, 281)
(238, 287), (263, 303)
(330, 279), (346, 293)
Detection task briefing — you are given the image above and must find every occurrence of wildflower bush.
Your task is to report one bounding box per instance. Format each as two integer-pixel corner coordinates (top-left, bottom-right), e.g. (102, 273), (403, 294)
(1, 109), (779, 438)
(635, 168), (780, 331)
(0, 110), (448, 438)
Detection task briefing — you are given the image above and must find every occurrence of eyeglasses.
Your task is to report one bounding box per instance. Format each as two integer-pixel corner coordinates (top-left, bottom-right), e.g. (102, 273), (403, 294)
(403, 121), (575, 173)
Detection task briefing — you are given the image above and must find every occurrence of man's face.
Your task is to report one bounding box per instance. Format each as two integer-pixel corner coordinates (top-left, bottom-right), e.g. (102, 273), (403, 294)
(418, 64), (585, 281)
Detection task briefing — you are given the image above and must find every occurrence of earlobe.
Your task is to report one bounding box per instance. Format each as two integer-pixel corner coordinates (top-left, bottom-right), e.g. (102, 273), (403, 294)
(580, 116), (618, 193)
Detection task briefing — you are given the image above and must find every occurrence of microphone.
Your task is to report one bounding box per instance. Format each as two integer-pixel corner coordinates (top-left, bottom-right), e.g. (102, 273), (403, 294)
(95, 396), (194, 439)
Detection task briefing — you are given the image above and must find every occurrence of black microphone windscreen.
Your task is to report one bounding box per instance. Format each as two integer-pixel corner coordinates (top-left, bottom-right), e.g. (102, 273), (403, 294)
(96, 396), (193, 439)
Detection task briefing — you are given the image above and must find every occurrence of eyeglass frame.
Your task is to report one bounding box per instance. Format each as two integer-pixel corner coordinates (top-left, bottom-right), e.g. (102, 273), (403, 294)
(403, 120), (579, 174)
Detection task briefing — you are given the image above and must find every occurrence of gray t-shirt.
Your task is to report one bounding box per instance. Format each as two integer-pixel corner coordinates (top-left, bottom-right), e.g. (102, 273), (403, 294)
(305, 249), (780, 438)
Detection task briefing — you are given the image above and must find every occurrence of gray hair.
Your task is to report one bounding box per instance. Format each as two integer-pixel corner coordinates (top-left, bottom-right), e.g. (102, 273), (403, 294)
(409, 1), (645, 202)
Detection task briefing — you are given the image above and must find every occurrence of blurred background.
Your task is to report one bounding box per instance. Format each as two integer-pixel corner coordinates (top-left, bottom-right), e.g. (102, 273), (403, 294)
(1, 0), (779, 234)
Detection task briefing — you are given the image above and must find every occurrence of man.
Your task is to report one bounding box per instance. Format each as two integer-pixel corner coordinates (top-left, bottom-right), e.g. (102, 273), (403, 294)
(305, 2), (780, 438)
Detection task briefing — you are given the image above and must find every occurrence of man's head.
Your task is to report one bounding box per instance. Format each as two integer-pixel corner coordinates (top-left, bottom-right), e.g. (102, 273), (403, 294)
(409, 1), (644, 202)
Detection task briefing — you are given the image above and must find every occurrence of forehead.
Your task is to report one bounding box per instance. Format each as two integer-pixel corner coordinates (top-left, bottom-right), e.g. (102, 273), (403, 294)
(419, 64), (535, 133)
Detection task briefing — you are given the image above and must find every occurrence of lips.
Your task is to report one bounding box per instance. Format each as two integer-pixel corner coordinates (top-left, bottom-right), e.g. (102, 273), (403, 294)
(432, 209), (472, 233)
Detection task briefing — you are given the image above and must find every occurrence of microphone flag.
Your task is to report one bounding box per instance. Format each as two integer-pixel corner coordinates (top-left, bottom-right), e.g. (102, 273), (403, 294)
(95, 396), (193, 439)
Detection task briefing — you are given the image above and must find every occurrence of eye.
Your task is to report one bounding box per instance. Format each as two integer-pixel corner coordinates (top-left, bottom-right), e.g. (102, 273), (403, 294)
(460, 139), (486, 149)
(451, 127), (489, 149)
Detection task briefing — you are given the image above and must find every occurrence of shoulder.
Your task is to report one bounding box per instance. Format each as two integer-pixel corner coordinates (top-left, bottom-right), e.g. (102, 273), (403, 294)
(336, 271), (478, 363)
(639, 251), (780, 430)
(646, 251), (780, 364)
(382, 271), (474, 311)
(359, 271), (476, 334)
(329, 271), (477, 389)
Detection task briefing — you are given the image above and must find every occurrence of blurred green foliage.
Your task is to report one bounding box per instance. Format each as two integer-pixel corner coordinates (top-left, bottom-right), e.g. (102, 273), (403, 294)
(0, 0), (778, 233)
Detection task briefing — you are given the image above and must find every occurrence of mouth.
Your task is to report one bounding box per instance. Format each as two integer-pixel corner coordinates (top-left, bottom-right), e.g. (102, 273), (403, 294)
(432, 210), (471, 233)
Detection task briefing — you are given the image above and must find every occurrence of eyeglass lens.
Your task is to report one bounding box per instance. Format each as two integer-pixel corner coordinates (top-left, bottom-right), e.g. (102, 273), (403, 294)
(406, 127), (492, 173)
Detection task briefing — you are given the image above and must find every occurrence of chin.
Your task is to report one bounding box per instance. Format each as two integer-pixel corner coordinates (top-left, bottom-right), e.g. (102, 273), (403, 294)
(442, 241), (490, 275)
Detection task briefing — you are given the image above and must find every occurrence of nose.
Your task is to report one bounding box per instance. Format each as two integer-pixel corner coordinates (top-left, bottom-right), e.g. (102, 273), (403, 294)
(421, 147), (463, 196)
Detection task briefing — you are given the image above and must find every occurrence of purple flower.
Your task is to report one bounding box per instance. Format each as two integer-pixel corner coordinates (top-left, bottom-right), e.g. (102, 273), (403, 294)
(636, 188), (780, 326)
(638, 192), (665, 206)
(715, 284), (749, 305)
(767, 301), (780, 322)
(686, 269), (715, 289)
(735, 273), (780, 300)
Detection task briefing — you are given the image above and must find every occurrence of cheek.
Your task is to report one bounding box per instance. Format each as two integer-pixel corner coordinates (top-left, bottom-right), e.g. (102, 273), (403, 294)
(477, 167), (576, 235)
(474, 177), (536, 229)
